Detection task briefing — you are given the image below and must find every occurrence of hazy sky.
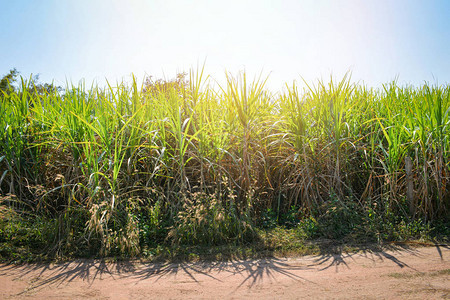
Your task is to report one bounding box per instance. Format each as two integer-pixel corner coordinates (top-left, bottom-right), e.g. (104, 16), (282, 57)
(1, 0), (449, 91)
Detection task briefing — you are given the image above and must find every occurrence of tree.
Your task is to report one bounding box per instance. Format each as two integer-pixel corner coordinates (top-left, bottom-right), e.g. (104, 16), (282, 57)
(0, 68), (62, 97)
(29, 74), (62, 94)
(0, 68), (19, 94)
(143, 72), (188, 97)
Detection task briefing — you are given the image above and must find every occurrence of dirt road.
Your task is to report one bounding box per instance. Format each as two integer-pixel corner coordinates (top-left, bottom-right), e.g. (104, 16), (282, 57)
(1, 245), (449, 299)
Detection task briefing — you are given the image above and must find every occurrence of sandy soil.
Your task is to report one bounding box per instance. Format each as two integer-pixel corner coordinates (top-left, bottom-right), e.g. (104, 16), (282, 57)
(0, 245), (449, 299)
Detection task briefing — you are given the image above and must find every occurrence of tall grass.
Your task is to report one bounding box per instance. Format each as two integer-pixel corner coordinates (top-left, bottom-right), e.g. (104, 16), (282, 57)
(0, 70), (449, 258)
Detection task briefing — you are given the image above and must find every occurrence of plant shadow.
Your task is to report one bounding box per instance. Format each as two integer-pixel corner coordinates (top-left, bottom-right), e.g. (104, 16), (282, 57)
(1, 242), (448, 295)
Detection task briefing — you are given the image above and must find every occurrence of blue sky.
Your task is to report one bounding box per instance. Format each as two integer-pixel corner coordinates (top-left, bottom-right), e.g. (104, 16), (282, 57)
(1, 0), (449, 91)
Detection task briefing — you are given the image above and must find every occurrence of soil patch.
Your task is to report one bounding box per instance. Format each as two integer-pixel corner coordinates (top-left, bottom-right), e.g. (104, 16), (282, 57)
(1, 245), (449, 299)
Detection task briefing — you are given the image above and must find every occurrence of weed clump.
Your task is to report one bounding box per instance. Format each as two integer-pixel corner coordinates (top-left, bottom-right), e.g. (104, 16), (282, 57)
(169, 191), (256, 246)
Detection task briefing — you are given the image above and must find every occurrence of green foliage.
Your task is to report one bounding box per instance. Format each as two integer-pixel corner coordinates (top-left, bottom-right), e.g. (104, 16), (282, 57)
(296, 216), (319, 239)
(260, 205), (301, 229)
(260, 208), (278, 229)
(0, 207), (55, 261)
(315, 194), (364, 240)
(138, 200), (167, 247)
(0, 68), (19, 93)
(169, 190), (256, 246)
(0, 67), (448, 261)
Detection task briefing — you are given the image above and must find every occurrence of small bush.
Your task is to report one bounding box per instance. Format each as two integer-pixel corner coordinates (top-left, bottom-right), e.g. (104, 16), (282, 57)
(168, 191), (256, 246)
(138, 200), (168, 247)
(295, 216), (319, 239)
(0, 207), (56, 261)
(315, 195), (364, 240)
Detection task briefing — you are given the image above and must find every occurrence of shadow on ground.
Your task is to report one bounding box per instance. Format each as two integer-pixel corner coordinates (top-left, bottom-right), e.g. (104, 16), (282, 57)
(0, 242), (447, 294)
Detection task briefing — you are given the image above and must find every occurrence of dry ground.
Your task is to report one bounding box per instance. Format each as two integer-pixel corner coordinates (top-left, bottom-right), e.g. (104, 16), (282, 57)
(0, 245), (449, 299)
